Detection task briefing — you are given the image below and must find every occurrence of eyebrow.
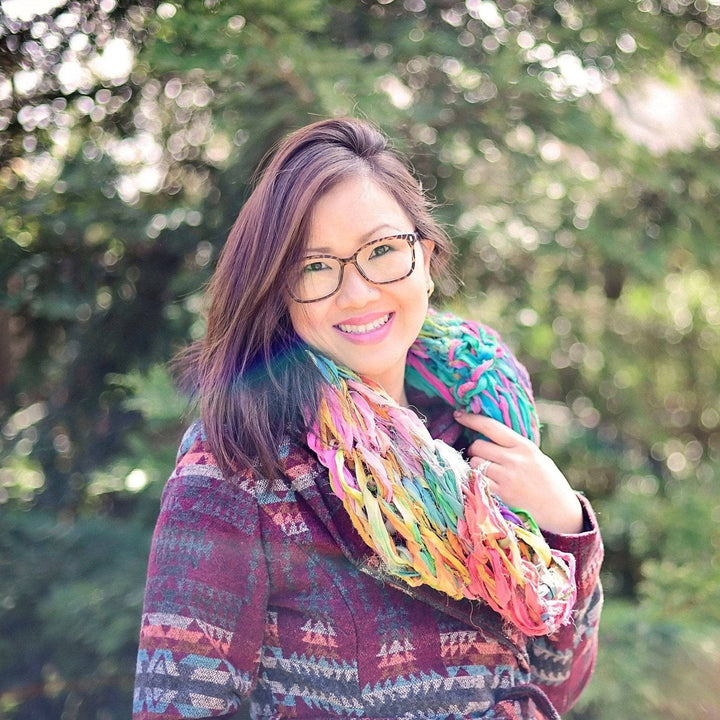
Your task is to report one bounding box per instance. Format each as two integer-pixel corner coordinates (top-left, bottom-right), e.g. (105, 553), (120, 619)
(305, 224), (410, 255)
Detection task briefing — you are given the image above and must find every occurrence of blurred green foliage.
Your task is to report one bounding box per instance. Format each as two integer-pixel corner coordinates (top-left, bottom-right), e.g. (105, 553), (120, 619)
(1, 0), (719, 717)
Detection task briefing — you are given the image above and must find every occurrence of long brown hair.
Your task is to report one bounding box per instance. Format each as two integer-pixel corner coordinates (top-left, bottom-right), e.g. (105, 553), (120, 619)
(176, 117), (453, 478)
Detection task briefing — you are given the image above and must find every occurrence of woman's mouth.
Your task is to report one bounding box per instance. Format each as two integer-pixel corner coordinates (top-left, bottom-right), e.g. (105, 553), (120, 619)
(336, 313), (392, 335)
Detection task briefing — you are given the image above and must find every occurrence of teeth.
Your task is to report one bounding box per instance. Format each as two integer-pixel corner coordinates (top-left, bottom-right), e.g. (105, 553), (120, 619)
(338, 314), (390, 334)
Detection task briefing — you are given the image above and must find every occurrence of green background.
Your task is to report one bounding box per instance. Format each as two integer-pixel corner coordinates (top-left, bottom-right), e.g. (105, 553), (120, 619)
(1, 1), (719, 717)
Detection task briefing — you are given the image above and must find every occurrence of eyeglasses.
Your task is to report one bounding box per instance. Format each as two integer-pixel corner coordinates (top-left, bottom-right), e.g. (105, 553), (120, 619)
(290, 232), (419, 303)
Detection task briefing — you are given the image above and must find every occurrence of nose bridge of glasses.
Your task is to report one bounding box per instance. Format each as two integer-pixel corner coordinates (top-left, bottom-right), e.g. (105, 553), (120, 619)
(338, 254), (373, 287)
(331, 259), (382, 305)
(337, 243), (364, 268)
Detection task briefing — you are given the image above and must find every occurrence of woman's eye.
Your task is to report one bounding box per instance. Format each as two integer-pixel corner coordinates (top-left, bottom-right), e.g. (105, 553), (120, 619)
(368, 244), (392, 259)
(302, 260), (330, 274)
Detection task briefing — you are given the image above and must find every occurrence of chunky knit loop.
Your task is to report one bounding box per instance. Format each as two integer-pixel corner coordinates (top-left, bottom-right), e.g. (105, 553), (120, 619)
(306, 310), (576, 636)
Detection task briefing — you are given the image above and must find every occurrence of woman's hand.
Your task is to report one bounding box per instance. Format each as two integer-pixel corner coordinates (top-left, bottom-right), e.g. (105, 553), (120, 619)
(453, 411), (584, 535)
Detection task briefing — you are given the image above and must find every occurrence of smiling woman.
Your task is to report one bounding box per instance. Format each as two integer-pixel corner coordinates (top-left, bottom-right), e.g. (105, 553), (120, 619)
(133, 117), (603, 720)
(288, 175), (433, 404)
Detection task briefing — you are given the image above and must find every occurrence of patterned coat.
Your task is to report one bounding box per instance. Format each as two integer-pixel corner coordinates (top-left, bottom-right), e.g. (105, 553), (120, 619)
(134, 393), (603, 720)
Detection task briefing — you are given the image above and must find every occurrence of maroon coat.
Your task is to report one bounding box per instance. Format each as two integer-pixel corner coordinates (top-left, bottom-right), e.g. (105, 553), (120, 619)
(134, 396), (603, 719)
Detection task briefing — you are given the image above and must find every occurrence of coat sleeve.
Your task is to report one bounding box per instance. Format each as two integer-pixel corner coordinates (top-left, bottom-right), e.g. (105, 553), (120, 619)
(464, 324), (603, 712)
(526, 494), (604, 714)
(133, 424), (269, 718)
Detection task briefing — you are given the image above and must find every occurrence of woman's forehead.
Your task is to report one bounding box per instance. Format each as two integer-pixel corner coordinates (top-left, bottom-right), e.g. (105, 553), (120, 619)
(305, 175), (412, 255)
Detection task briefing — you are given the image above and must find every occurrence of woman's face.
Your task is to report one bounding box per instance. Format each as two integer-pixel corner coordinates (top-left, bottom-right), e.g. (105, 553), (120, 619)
(288, 174), (433, 404)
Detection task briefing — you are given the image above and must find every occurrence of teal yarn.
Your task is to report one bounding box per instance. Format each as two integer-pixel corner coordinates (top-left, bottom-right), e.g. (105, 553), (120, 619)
(405, 309), (540, 445)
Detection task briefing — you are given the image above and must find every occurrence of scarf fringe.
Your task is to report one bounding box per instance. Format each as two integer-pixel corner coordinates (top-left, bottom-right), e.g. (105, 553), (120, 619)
(306, 310), (577, 636)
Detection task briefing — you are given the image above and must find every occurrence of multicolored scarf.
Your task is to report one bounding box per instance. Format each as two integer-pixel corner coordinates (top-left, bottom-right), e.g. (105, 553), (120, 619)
(305, 310), (576, 636)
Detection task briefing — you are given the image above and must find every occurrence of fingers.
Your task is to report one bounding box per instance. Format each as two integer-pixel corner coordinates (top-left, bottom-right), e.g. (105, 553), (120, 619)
(469, 456), (493, 475)
(457, 412), (525, 469)
(467, 437), (506, 464)
(453, 410), (528, 448)
(454, 412), (584, 533)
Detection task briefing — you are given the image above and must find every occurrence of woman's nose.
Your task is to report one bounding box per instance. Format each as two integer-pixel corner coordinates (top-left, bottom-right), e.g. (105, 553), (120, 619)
(334, 262), (381, 307)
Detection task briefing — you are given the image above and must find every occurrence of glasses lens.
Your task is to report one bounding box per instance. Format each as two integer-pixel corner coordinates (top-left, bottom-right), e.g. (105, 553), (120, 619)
(357, 235), (414, 283)
(294, 257), (341, 302)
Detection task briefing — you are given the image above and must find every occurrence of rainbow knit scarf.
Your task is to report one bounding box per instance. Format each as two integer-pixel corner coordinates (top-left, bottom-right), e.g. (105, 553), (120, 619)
(306, 310), (577, 636)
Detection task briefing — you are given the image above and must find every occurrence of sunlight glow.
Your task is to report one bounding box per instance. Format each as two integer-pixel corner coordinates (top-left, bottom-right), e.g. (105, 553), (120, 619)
(125, 468), (149, 492)
(2, 0), (66, 22)
(603, 74), (719, 154)
(377, 75), (414, 109)
(90, 38), (135, 83)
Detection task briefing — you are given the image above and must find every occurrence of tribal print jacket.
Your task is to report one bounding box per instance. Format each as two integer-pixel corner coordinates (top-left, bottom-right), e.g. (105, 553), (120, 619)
(134, 394), (604, 720)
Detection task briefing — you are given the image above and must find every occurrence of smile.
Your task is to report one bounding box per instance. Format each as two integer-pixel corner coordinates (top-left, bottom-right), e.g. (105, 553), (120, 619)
(336, 313), (391, 335)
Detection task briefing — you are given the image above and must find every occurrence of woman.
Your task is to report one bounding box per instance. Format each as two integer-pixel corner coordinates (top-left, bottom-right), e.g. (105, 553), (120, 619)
(133, 118), (603, 720)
